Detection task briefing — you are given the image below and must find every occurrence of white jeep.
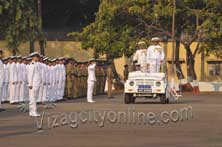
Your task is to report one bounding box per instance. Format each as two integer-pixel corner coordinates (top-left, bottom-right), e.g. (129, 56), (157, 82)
(124, 71), (169, 104)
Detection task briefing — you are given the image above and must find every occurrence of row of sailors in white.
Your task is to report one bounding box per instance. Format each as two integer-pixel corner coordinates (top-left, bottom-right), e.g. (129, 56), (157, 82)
(0, 54), (66, 106)
(133, 37), (165, 73)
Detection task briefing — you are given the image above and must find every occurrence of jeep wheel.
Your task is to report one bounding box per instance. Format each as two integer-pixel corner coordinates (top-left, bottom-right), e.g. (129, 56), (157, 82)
(124, 93), (132, 104)
(160, 95), (167, 104)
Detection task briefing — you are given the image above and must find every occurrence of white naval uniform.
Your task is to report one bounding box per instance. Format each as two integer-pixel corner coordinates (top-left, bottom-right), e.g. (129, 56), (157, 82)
(57, 64), (65, 100)
(2, 64), (9, 102)
(38, 62), (45, 102)
(55, 64), (60, 100)
(0, 60), (4, 106)
(24, 64), (29, 101)
(87, 63), (96, 102)
(28, 61), (41, 116)
(41, 63), (48, 102)
(19, 63), (28, 102)
(61, 64), (66, 99)
(133, 49), (147, 72)
(50, 65), (56, 102)
(15, 63), (23, 102)
(146, 45), (165, 73)
(25, 64), (30, 101)
(9, 62), (18, 103)
(46, 65), (52, 102)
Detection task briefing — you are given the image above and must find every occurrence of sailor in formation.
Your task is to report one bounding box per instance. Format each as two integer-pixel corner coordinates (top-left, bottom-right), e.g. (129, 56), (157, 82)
(0, 50), (4, 109)
(0, 51), (66, 116)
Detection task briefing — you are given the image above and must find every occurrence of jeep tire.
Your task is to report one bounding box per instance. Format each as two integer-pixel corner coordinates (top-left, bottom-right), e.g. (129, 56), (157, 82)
(124, 93), (133, 104)
(160, 94), (168, 104)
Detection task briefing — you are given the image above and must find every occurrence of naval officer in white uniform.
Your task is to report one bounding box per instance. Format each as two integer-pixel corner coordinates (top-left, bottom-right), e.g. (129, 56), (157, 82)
(8, 56), (18, 103)
(147, 37), (165, 73)
(28, 52), (41, 117)
(87, 59), (96, 103)
(0, 50), (4, 109)
(133, 41), (147, 72)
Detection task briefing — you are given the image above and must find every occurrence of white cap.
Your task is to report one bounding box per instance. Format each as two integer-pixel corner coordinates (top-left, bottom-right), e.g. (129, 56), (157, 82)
(88, 58), (96, 62)
(137, 41), (146, 45)
(43, 57), (49, 61)
(151, 37), (161, 42)
(29, 51), (40, 57)
(51, 58), (56, 62)
(58, 57), (65, 60)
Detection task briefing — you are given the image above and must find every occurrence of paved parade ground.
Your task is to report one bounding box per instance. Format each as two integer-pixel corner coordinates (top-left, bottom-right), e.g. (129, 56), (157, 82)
(0, 93), (222, 147)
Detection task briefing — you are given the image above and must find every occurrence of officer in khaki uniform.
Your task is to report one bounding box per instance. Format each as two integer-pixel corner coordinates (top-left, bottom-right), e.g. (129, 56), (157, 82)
(79, 63), (85, 97)
(100, 66), (106, 94)
(72, 61), (78, 98)
(98, 67), (102, 94)
(107, 64), (113, 98)
(76, 63), (82, 97)
(123, 64), (129, 82)
(94, 66), (100, 95)
(65, 59), (73, 98)
(82, 63), (88, 97)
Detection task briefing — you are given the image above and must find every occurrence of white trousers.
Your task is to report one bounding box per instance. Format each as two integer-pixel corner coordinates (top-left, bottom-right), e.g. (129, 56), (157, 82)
(24, 83), (29, 102)
(2, 83), (9, 102)
(37, 84), (44, 102)
(57, 82), (65, 100)
(19, 82), (25, 102)
(87, 81), (95, 102)
(41, 85), (47, 102)
(29, 87), (40, 115)
(61, 81), (65, 99)
(0, 87), (2, 107)
(149, 60), (161, 73)
(16, 82), (23, 102)
(48, 84), (55, 102)
(9, 83), (16, 103)
(46, 85), (51, 102)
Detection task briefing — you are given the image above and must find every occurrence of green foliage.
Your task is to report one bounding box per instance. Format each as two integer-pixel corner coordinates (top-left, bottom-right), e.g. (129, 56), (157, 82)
(68, 0), (149, 58)
(0, 0), (44, 54)
(69, 0), (222, 61)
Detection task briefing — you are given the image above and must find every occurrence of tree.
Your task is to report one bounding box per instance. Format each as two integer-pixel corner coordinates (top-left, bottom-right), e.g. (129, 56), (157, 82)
(69, 0), (222, 81)
(116, 0), (222, 80)
(0, 0), (45, 55)
(68, 0), (148, 80)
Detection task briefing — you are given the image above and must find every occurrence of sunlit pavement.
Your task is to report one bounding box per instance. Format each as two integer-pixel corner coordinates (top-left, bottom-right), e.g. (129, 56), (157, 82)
(0, 93), (221, 147)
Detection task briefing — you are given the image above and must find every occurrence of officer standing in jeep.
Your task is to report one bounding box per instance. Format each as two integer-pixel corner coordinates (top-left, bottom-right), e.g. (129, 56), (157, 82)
(147, 37), (165, 73)
(132, 41), (147, 72)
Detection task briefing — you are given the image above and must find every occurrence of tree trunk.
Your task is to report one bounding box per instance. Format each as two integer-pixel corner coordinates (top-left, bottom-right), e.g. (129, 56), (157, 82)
(29, 40), (35, 53)
(39, 40), (45, 55)
(175, 40), (185, 79)
(185, 45), (197, 81)
(12, 48), (16, 56)
(200, 46), (205, 81)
